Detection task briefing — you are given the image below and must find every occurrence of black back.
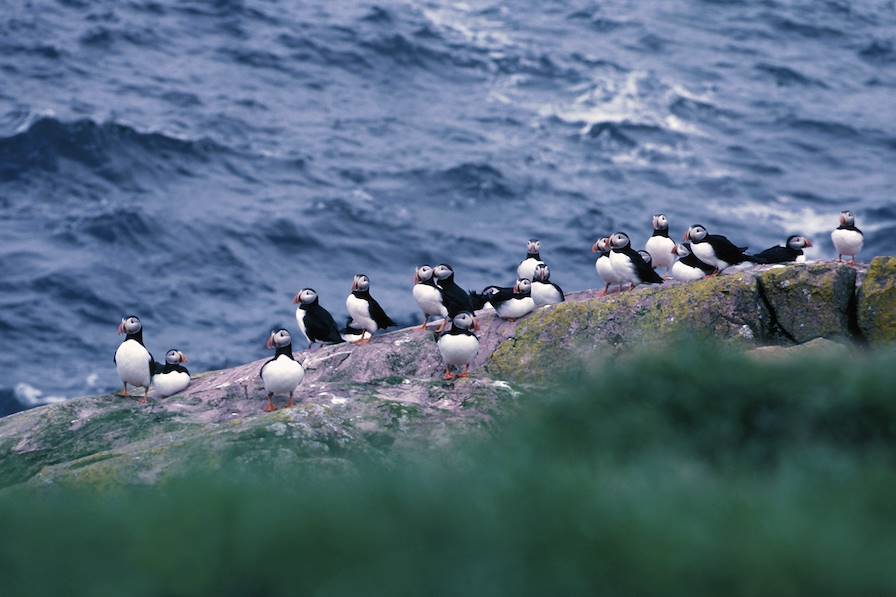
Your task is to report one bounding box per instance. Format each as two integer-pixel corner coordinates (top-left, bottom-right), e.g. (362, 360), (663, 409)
(651, 228), (670, 238)
(302, 301), (344, 344)
(619, 246), (664, 284)
(155, 362), (190, 376)
(754, 245), (802, 264)
(705, 234), (755, 265)
(439, 275), (475, 317)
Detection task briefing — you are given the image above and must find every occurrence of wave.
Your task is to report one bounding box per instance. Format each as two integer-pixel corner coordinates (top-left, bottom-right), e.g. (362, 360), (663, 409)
(0, 117), (231, 182)
(755, 63), (829, 88)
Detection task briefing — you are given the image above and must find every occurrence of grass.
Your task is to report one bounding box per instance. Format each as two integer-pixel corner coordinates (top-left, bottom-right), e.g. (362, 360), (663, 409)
(1, 346), (895, 596)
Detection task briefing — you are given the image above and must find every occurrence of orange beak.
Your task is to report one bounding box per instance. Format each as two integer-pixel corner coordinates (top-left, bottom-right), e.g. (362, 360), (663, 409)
(805, 239), (813, 248)
(513, 282), (520, 293)
(591, 241), (600, 254)
(682, 231), (690, 241)
(473, 318), (481, 331)
(292, 293), (301, 304)
(265, 334), (275, 349)
(671, 245), (678, 256)
(413, 272), (419, 284)
(180, 353), (189, 364)
(351, 280), (358, 291)
(117, 321), (125, 335)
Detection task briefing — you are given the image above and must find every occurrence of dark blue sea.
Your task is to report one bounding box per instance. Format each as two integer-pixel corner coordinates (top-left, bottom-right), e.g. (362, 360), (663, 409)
(1, 0), (894, 415)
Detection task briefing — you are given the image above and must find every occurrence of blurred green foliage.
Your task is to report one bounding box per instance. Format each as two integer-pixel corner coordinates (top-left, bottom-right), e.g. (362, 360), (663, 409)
(2, 346), (895, 596)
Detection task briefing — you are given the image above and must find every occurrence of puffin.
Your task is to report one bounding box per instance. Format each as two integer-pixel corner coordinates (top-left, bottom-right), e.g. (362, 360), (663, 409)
(345, 274), (395, 344)
(592, 236), (625, 296)
(670, 242), (716, 282)
(437, 311), (480, 381)
(754, 235), (813, 264)
(114, 314), (156, 403)
(608, 232), (664, 289)
(293, 288), (343, 350)
(412, 265), (448, 330)
(644, 214), (676, 273)
(469, 283), (514, 311)
(490, 278), (536, 320)
(531, 263), (565, 306)
(433, 263), (474, 330)
(831, 210), (863, 265)
(149, 349), (191, 398)
(684, 224), (755, 273)
(517, 239), (545, 282)
(340, 318), (367, 343)
(259, 329), (305, 411)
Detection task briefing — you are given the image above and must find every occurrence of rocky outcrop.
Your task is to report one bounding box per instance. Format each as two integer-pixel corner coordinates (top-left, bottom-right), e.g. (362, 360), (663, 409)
(0, 260), (891, 489)
(858, 257), (896, 344)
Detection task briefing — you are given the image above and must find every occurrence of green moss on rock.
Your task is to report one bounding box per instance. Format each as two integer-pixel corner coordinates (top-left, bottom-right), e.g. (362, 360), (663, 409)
(758, 263), (857, 343)
(858, 256), (896, 344)
(489, 273), (771, 381)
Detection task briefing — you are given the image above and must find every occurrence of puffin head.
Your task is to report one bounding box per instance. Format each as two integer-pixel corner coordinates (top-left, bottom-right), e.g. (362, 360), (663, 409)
(452, 311), (479, 331)
(433, 264), (454, 282)
(165, 349), (188, 365)
(414, 265), (434, 284)
(638, 250), (653, 266)
(533, 263), (551, 283)
(652, 214), (669, 231)
(293, 288), (318, 306)
(526, 239), (541, 256)
(117, 314), (142, 335)
(266, 329), (292, 350)
(591, 236), (610, 253)
(839, 210), (855, 227)
(514, 278), (532, 295)
(609, 232), (631, 250)
(351, 274), (370, 292)
(786, 235), (812, 250)
(685, 224), (707, 242)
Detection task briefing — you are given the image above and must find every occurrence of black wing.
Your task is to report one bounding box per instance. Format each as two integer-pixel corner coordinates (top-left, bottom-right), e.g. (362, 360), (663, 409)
(149, 353), (159, 379)
(477, 285), (515, 307)
(623, 247), (663, 284)
(308, 305), (344, 343)
(551, 282), (566, 302)
(469, 290), (489, 311)
(366, 294), (395, 329)
(708, 234), (754, 265)
(753, 245), (798, 264)
(443, 285), (474, 317)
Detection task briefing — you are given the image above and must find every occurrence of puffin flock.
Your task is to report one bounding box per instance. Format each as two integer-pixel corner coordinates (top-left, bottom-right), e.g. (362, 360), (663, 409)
(114, 210), (865, 410)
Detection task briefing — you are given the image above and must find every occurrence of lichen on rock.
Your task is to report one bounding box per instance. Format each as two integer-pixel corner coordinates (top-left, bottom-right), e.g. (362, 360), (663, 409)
(858, 257), (896, 344)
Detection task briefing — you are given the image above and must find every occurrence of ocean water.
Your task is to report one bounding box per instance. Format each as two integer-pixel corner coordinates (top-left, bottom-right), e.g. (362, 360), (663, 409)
(1, 0), (894, 415)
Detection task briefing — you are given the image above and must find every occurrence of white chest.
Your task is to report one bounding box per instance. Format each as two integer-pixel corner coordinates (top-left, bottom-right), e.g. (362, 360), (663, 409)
(671, 261), (706, 282)
(295, 308), (309, 343)
(609, 251), (638, 283)
(691, 242), (722, 268)
(496, 296), (535, 319)
(346, 294), (376, 332)
(531, 282), (562, 306)
(645, 236), (676, 268)
(151, 371), (191, 397)
(438, 334), (480, 366)
(261, 355), (305, 395)
(413, 284), (446, 316)
(596, 255), (621, 283)
(517, 258), (544, 282)
(831, 229), (863, 256)
(115, 339), (152, 387)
